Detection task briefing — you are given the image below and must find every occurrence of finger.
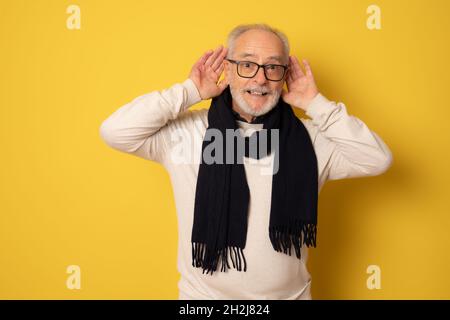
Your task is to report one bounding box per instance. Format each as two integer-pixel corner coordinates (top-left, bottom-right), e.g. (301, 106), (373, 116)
(216, 60), (225, 76)
(288, 73), (294, 84)
(303, 59), (314, 78)
(195, 50), (214, 69)
(286, 68), (294, 84)
(288, 56), (300, 80)
(205, 45), (223, 68)
(211, 47), (228, 72)
(194, 50), (213, 70)
(294, 56), (306, 78)
(291, 56), (305, 79)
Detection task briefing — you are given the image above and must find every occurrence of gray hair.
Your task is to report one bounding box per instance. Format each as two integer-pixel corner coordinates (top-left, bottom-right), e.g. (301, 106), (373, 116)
(226, 23), (290, 64)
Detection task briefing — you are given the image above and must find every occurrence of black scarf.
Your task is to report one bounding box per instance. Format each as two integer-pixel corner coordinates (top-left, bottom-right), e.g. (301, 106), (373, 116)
(191, 85), (318, 275)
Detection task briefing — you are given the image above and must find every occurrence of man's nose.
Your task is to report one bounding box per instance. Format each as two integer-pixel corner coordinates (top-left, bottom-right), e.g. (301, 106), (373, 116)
(253, 66), (267, 85)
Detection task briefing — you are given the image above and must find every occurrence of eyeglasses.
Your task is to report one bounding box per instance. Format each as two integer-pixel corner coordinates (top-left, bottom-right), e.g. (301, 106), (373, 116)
(225, 58), (288, 82)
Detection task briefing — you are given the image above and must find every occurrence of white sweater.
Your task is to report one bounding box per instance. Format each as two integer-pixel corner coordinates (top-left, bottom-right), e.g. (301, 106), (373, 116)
(99, 78), (393, 300)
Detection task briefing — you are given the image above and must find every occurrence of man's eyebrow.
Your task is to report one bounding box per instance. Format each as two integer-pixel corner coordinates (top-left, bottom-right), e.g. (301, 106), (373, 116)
(238, 53), (284, 64)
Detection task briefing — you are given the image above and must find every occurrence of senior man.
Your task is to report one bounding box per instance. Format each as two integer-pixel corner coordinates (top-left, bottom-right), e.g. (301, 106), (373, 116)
(100, 23), (393, 300)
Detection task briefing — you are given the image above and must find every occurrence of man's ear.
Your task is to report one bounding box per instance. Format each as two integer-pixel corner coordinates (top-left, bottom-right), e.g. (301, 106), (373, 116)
(282, 68), (289, 85)
(223, 74), (230, 87)
(224, 59), (230, 70)
(218, 63), (230, 87)
(282, 78), (288, 91)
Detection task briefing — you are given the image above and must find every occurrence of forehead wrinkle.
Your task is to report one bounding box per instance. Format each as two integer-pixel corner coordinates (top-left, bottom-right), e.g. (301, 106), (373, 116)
(238, 53), (283, 64)
(237, 52), (284, 64)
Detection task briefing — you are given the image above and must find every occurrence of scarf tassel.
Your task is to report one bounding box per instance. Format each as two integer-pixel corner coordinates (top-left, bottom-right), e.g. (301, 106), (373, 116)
(269, 222), (317, 259)
(192, 242), (247, 275)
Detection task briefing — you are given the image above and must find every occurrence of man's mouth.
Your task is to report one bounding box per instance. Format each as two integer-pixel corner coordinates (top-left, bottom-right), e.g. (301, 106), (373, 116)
(246, 90), (269, 97)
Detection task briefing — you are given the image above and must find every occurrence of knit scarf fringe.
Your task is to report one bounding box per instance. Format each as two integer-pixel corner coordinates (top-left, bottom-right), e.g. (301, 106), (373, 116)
(192, 242), (247, 275)
(269, 221), (317, 258)
(191, 221), (317, 275)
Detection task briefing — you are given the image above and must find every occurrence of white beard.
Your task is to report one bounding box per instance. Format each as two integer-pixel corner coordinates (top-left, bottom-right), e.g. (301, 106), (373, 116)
(230, 85), (281, 117)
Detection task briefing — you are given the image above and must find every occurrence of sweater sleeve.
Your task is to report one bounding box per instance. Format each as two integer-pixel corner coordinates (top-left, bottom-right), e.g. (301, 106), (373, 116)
(99, 78), (202, 164)
(302, 93), (393, 181)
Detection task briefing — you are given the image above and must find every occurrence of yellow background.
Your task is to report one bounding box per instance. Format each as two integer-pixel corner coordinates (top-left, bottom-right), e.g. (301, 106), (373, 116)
(1, 0), (449, 299)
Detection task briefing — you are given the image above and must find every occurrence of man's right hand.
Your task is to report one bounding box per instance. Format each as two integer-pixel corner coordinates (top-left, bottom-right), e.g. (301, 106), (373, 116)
(189, 45), (229, 100)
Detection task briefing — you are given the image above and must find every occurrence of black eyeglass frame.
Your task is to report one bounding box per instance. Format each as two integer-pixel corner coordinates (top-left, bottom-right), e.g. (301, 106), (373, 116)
(225, 58), (289, 82)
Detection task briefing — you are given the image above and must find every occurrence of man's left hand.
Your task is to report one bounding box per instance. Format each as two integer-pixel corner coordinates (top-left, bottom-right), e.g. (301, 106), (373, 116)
(282, 56), (319, 112)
